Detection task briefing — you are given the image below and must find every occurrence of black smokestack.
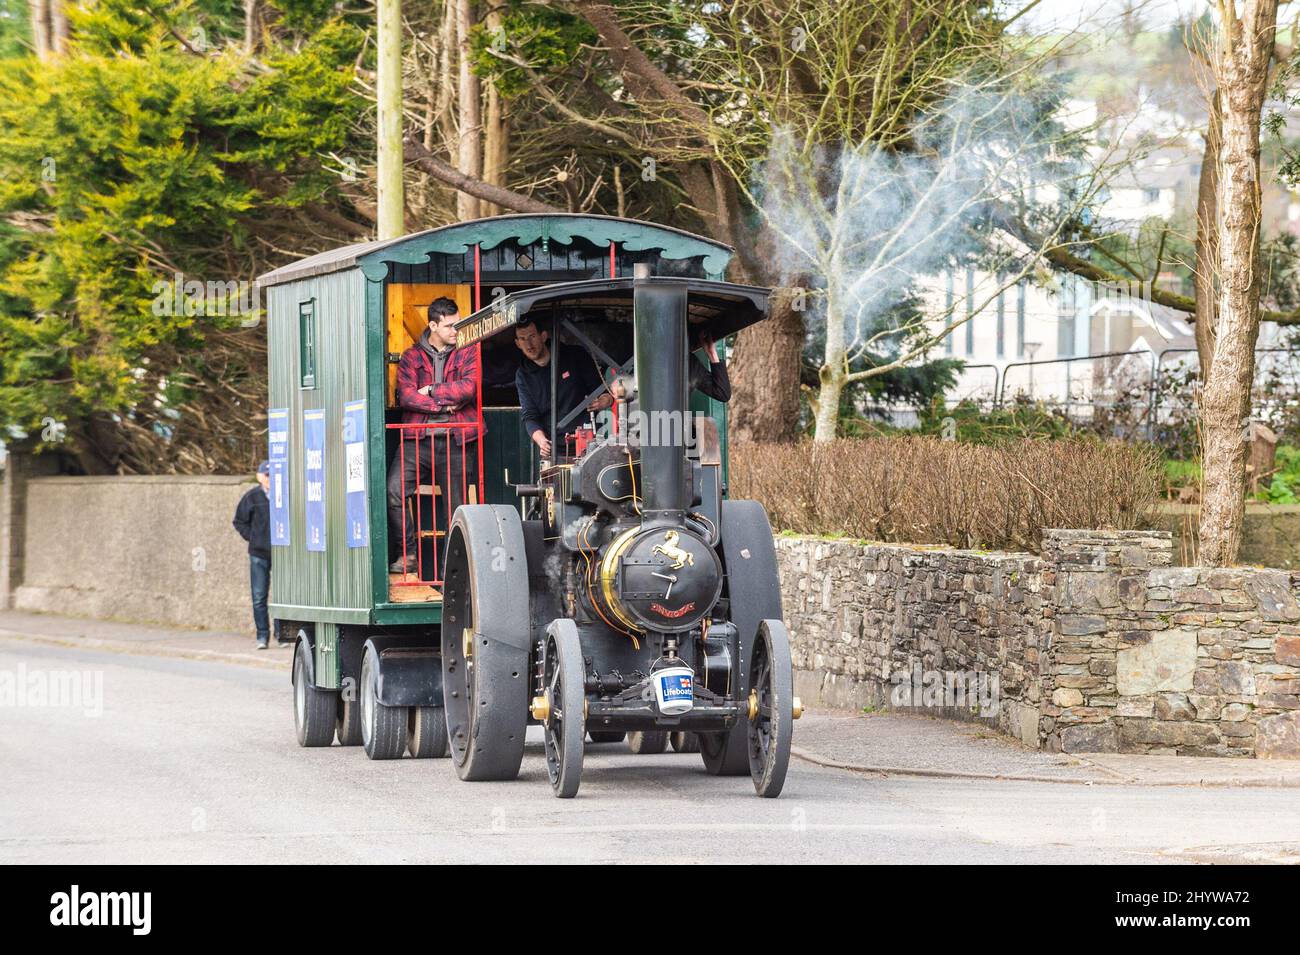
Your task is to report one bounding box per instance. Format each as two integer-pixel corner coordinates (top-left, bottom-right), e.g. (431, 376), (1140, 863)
(633, 266), (688, 523)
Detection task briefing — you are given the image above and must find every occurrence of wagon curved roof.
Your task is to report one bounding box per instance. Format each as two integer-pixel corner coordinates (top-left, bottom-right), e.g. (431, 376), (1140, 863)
(254, 214), (734, 289)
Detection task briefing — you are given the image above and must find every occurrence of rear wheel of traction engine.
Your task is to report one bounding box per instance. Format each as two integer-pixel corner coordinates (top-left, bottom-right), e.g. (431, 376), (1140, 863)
(747, 619), (794, 798)
(441, 505), (531, 781)
(702, 500), (783, 776)
(670, 732), (700, 753)
(408, 706), (449, 758)
(360, 647), (408, 760)
(626, 731), (668, 755)
(587, 731), (625, 744)
(541, 619), (585, 798)
(293, 635), (335, 748)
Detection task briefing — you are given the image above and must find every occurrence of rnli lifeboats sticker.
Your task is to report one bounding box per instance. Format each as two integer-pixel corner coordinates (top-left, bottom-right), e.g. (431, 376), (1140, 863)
(343, 399), (368, 548)
(659, 673), (693, 702)
(303, 408), (327, 552)
(268, 407), (290, 547)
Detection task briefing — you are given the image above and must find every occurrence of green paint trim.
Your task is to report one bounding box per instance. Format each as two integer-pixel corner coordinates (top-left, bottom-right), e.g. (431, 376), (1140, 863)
(315, 622), (340, 688)
(271, 604), (372, 625)
(357, 215), (733, 281)
(365, 277), (390, 611)
(372, 604), (442, 626)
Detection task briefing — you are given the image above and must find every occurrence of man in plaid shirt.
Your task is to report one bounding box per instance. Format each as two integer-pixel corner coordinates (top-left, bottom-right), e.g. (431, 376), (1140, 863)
(386, 297), (480, 574)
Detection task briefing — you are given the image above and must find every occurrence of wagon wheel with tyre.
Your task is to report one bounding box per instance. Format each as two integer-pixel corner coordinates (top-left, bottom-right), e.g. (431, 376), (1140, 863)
(360, 646), (408, 759)
(670, 732), (700, 753)
(336, 693), (363, 746)
(408, 705), (450, 758)
(293, 631), (335, 748)
(626, 731), (668, 755)
(441, 505), (531, 781)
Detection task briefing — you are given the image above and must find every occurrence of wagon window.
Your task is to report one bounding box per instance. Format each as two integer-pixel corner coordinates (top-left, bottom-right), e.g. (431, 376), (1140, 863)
(299, 299), (317, 389)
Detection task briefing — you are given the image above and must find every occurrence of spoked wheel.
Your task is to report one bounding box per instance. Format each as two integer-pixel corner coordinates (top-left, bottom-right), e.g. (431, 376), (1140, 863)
(293, 637), (335, 748)
(540, 619), (586, 798)
(626, 731), (668, 755)
(588, 731), (625, 744)
(702, 500), (784, 777)
(442, 506), (531, 781)
(746, 619), (794, 797)
(670, 732), (700, 753)
(408, 706), (450, 758)
(361, 647), (408, 760)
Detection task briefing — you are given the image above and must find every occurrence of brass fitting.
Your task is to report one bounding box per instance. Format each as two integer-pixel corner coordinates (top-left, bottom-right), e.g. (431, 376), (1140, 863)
(792, 696), (804, 719)
(531, 695), (550, 722)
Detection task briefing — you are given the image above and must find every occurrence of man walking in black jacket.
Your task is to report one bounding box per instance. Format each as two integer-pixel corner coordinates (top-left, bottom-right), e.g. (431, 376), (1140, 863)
(233, 461), (276, 649)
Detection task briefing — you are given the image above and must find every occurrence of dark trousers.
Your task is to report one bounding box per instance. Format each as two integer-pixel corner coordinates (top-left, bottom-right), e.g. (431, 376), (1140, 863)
(386, 435), (478, 560)
(249, 554), (270, 642)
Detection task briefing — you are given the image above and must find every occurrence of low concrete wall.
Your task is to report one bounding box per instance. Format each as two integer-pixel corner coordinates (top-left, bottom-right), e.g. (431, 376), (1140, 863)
(13, 475), (257, 633)
(780, 530), (1300, 759)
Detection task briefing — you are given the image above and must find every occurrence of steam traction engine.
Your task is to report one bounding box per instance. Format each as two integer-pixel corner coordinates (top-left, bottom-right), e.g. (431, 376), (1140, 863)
(441, 268), (800, 797)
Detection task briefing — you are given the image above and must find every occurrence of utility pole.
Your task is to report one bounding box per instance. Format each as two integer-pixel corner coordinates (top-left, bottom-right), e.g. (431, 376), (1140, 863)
(376, 0), (405, 240)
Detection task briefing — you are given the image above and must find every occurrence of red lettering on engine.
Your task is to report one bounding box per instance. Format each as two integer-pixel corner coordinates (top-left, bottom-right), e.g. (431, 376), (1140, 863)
(650, 601), (697, 619)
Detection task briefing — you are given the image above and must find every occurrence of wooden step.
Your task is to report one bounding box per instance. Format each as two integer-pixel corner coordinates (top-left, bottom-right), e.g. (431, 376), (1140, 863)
(387, 572), (442, 604)
(417, 484), (440, 496)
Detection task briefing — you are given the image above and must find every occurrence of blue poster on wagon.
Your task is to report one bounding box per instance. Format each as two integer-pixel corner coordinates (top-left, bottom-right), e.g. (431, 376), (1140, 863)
(267, 408), (290, 546)
(343, 399), (368, 548)
(303, 408), (327, 552)
(267, 407), (290, 462)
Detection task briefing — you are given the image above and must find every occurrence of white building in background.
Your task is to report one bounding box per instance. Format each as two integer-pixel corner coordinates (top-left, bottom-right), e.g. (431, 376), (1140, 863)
(923, 268), (1197, 410)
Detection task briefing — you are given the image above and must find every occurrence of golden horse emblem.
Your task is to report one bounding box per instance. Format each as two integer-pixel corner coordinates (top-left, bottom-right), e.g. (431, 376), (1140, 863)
(652, 530), (694, 570)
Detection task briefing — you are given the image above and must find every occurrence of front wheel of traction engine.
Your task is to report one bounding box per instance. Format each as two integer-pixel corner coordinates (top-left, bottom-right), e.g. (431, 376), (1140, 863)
(747, 620), (794, 798)
(702, 499), (784, 777)
(540, 619), (585, 798)
(441, 505), (531, 781)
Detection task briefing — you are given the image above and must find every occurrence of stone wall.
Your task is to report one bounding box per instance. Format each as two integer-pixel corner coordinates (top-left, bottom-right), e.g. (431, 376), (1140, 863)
(10, 473), (258, 633)
(780, 529), (1300, 759)
(780, 538), (1047, 748)
(1156, 502), (1300, 569)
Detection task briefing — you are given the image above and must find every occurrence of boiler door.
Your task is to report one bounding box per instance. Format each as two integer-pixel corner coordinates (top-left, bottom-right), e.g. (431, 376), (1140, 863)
(608, 526), (723, 634)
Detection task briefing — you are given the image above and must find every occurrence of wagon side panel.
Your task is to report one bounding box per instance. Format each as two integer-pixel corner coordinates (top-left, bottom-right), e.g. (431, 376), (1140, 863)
(267, 269), (372, 632)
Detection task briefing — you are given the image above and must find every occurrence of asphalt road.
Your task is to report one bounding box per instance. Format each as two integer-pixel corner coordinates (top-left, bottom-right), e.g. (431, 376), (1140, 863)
(2, 637), (1297, 864)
